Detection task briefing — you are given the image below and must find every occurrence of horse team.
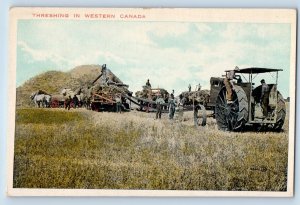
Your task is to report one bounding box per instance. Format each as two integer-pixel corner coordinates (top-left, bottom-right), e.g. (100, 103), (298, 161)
(30, 88), (88, 109)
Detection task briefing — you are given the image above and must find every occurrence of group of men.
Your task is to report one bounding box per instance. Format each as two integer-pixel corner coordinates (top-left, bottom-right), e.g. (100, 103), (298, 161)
(146, 79), (190, 121)
(145, 79), (178, 120)
(154, 92), (177, 120)
(188, 83), (201, 92)
(145, 79), (176, 120)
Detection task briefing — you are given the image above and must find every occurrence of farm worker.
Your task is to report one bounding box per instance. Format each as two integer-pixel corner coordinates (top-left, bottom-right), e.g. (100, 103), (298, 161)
(179, 94), (185, 105)
(163, 93), (169, 110)
(155, 93), (165, 119)
(236, 75), (243, 84)
(198, 83), (201, 91)
(100, 64), (107, 85)
(177, 94), (184, 121)
(188, 84), (191, 92)
(169, 94), (176, 119)
(65, 96), (72, 110)
(115, 94), (122, 113)
(260, 79), (269, 118)
(73, 95), (79, 108)
(146, 79), (151, 88)
(224, 66), (239, 103)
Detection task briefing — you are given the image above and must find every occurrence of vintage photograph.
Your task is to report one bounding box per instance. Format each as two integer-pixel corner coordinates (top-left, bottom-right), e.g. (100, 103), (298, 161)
(7, 8), (296, 196)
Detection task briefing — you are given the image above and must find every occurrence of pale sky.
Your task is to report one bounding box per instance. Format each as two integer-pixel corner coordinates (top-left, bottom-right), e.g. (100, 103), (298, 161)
(17, 20), (291, 98)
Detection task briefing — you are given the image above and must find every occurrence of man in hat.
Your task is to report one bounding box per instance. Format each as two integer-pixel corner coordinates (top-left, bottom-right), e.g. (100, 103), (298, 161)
(100, 64), (107, 85)
(146, 79), (151, 88)
(168, 94), (176, 120)
(115, 93), (122, 113)
(155, 92), (165, 119)
(260, 79), (269, 118)
(197, 83), (201, 91)
(236, 75), (243, 84)
(177, 94), (185, 121)
(224, 66), (239, 103)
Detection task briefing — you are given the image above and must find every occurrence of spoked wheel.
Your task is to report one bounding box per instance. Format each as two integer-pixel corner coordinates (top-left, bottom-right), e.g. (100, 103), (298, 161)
(215, 86), (248, 131)
(194, 104), (207, 126)
(268, 92), (286, 131)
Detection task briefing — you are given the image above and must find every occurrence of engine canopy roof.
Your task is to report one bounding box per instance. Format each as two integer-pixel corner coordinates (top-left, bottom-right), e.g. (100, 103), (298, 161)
(226, 67), (283, 74)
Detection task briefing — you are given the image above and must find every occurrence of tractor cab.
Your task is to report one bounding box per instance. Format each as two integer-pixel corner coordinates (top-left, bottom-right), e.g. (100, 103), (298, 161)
(232, 67), (283, 122)
(214, 67), (286, 131)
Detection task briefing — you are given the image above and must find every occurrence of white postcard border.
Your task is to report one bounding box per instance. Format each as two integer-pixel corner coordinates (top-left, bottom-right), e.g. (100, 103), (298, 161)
(7, 7), (297, 197)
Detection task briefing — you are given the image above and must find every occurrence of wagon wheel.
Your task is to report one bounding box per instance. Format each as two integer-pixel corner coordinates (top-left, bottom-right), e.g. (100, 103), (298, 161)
(215, 86), (248, 131)
(194, 104), (207, 126)
(268, 92), (286, 131)
(51, 100), (59, 108)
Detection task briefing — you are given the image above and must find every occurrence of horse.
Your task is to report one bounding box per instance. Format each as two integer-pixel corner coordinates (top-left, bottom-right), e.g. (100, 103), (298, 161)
(43, 94), (52, 107)
(30, 92), (45, 108)
(61, 88), (85, 108)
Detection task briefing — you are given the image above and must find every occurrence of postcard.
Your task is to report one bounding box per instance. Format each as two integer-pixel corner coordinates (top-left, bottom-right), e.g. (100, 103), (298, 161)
(7, 7), (296, 197)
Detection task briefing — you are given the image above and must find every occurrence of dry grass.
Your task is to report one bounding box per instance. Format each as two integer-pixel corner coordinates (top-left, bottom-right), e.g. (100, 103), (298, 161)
(13, 108), (289, 191)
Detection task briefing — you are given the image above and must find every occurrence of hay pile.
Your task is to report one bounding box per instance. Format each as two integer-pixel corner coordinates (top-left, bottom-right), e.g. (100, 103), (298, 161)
(180, 90), (210, 105)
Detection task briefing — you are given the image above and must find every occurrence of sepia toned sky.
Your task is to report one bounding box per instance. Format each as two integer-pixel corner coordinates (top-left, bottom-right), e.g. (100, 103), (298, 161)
(17, 20), (291, 97)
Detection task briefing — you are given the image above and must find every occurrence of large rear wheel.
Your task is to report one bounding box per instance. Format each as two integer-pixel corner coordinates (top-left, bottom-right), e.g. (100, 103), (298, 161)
(215, 86), (248, 131)
(269, 92), (286, 131)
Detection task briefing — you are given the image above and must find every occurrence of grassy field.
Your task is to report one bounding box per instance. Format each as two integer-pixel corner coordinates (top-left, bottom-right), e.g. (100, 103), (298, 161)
(13, 108), (289, 191)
